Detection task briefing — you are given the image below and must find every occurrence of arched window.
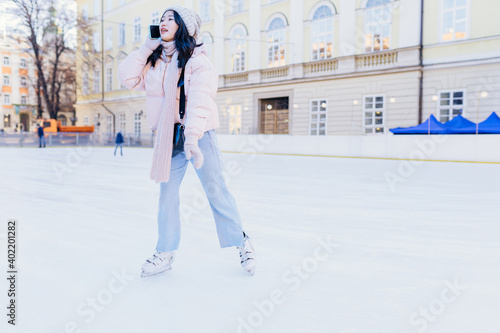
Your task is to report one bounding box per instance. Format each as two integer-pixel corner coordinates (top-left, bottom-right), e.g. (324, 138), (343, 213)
(230, 26), (246, 72)
(311, 5), (334, 61)
(364, 0), (392, 52)
(201, 32), (214, 62)
(267, 16), (286, 68)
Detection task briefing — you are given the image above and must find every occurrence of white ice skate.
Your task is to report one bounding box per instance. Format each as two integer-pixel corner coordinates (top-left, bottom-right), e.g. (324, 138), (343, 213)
(141, 251), (175, 278)
(238, 232), (255, 275)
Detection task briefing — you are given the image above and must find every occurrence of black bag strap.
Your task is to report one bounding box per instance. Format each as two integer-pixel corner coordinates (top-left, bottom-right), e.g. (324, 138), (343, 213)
(177, 65), (186, 120)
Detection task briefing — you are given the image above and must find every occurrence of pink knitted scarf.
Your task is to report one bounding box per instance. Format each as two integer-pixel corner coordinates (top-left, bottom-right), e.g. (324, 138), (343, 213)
(150, 41), (181, 183)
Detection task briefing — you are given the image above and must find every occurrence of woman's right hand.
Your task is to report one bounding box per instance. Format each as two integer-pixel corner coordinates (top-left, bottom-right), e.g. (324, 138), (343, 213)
(144, 36), (161, 51)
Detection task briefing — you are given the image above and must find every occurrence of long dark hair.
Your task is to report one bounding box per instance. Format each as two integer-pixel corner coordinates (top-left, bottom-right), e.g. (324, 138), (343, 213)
(146, 10), (203, 69)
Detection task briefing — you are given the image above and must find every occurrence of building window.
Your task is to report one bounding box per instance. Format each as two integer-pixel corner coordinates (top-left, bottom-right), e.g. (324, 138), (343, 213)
(82, 71), (89, 95)
(94, 114), (99, 126)
(119, 23), (126, 46)
(438, 90), (464, 122)
(200, 0), (210, 22)
(20, 76), (27, 87)
(119, 113), (126, 133)
(20, 58), (27, 68)
(364, 0), (391, 53)
(105, 27), (113, 50)
(311, 5), (334, 61)
(227, 105), (241, 134)
(232, 0), (244, 14)
(151, 11), (160, 25)
(230, 26), (246, 72)
(3, 56), (10, 66)
(3, 75), (10, 86)
(4, 114), (11, 127)
(310, 99), (327, 135)
(93, 31), (101, 52)
(106, 114), (113, 135)
(83, 116), (89, 125)
(267, 17), (286, 68)
(201, 33), (213, 62)
(105, 67), (113, 91)
(106, 0), (112, 12)
(364, 95), (385, 134)
(134, 112), (141, 136)
(93, 0), (100, 17)
(93, 69), (100, 93)
(82, 4), (89, 20)
(21, 96), (27, 105)
(442, 0), (467, 41)
(4, 94), (11, 105)
(134, 17), (141, 42)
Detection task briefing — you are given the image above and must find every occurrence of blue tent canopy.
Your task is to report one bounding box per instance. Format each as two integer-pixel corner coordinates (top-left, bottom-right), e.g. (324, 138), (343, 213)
(447, 112), (500, 134)
(390, 115), (448, 134)
(442, 114), (476, 131)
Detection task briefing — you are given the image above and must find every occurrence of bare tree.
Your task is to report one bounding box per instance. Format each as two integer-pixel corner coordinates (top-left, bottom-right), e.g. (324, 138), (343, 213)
(10, 0), (76, 120)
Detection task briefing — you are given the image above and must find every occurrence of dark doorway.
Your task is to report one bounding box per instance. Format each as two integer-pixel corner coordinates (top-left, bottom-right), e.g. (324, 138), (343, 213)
(20, 113), (29, 132)
(260, 97), (289, 134)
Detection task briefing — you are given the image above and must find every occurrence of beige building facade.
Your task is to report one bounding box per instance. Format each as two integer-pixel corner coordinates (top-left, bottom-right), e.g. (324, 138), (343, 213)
(74, 0), (500, 137)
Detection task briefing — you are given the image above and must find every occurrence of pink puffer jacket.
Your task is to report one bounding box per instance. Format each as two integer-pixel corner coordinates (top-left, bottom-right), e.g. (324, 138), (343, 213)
(117, 43), (220, 143)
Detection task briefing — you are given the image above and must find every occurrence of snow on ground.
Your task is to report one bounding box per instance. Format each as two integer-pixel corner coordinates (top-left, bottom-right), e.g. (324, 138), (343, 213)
(0, 146), (499, 333)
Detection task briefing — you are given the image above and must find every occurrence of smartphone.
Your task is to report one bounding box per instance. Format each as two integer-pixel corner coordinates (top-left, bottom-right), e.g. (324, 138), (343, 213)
(149, 25), (160, 39)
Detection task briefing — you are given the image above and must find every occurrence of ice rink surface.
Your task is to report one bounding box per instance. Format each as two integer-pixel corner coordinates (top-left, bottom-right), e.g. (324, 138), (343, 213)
(0, 146), (499, 333)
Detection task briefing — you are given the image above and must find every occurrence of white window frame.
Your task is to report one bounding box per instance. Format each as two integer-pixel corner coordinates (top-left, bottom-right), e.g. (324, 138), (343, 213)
(82, 4), (89, 20)
(119, 23), (126, 46)
(3, 56), (9, 66)
(309, 99), (328, 135)
(437, 89), (466, 122)
(227, 105), (242, 135)
(93, 0), (100, 17)
(93, 68), (101, 93)
(106, 0), (112, 12)
(4, 94), (11, 105)
(134, 17), (141, 42)
(83, 116), (89, 126)
(363, 95), (385, 134)
(105, 27), (113, 50)
(20, 76), (27, 87)
(3, 74), (10, 86)
(200, 0), (211, 22)
(232, 0), (244, 14)
(311, 5), (334, 61)
(94, 114), (99, 126)
(21, 95), (27, 105)
(20, 58), (27, 68)
(106, 114), (113, 135)
(105, 66), (113, 92)
(151, 11), (160, 25)
(82, 71), (89, 95)
(134, 112), (141, 137)
(230, 26), (246, 73)
(93, 31), (101, 52)
(119, 113), (126, 133)
(201, 33), (214, 62)
(266, 16), (287, 68)
(439, 0), (470, 42)
(364, 1), (392, 53)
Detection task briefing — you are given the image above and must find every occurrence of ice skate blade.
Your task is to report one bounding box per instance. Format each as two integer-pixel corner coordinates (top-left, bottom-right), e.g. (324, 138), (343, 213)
(141, 266), (172, 278)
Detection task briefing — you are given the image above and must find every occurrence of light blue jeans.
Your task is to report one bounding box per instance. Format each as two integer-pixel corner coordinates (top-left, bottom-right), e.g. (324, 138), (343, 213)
(156, 130), (245, 252)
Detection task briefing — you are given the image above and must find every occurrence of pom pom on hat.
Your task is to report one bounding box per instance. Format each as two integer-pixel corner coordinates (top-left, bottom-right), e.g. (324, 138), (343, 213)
(164, 6), (202, 39)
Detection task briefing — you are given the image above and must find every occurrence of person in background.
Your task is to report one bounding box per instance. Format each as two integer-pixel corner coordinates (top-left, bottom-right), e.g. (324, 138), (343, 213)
(37, 124), (46, 148)
(114, 131), (124, 156)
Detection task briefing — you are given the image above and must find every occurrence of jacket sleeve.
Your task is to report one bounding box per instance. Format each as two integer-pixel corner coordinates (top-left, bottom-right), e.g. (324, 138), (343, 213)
(184, 56), (219, 145)
(118, 44), (153, 91)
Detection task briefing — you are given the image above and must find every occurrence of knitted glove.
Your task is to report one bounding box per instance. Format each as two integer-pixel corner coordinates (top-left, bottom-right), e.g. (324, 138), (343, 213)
(184, 135), (204, 168)
(144, 36), (161, 51)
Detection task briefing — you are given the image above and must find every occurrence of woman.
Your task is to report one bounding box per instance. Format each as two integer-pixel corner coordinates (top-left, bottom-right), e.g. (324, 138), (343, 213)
(118, 6), (255, 277)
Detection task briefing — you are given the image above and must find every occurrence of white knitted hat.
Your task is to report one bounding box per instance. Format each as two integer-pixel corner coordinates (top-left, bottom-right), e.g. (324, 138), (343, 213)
(164, 6), (202, 40)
